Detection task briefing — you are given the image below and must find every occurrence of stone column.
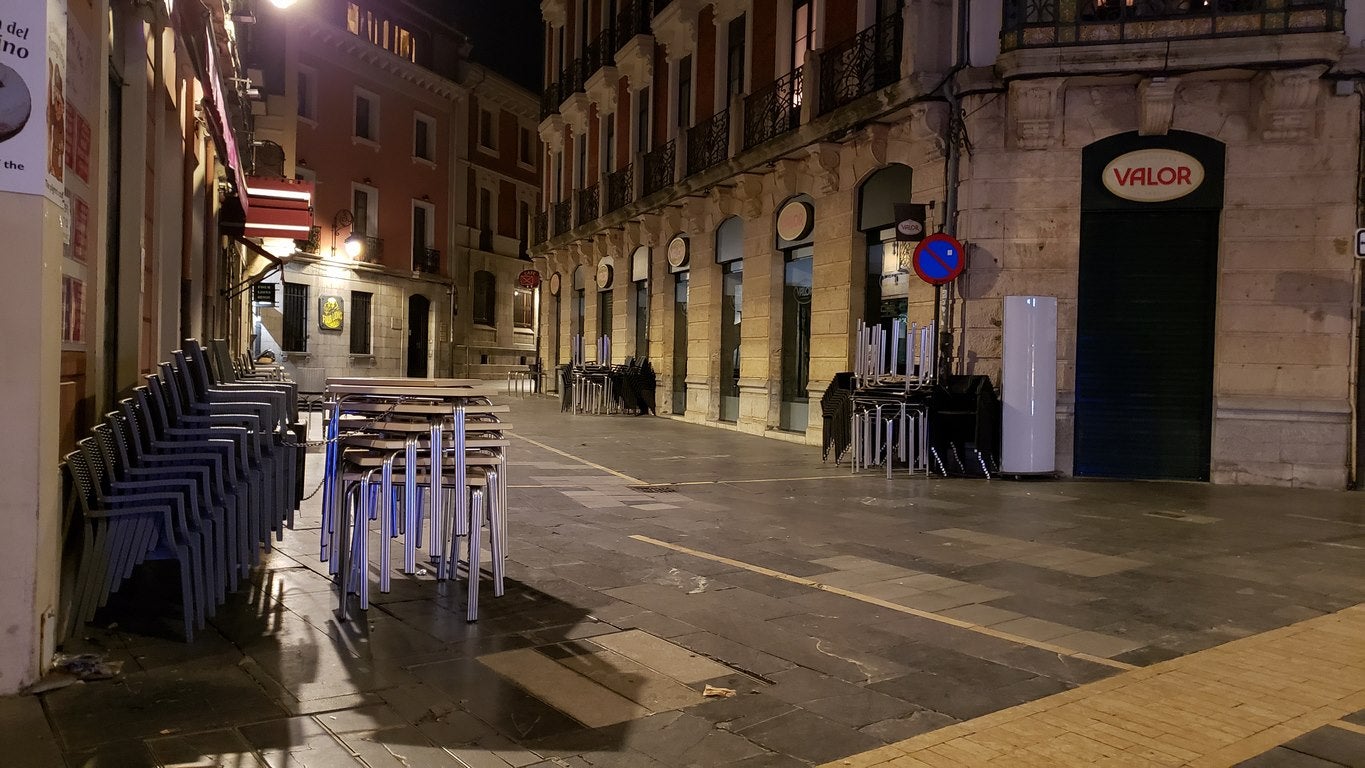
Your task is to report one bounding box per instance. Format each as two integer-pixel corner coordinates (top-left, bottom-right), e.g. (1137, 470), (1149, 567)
(740, 214), (780, 433)
(688, 229), (720, 421)
(807, 185), (862, 441)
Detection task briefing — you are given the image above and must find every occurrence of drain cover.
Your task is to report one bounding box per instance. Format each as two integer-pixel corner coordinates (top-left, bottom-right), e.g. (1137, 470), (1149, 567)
(631, 485), (677, 494)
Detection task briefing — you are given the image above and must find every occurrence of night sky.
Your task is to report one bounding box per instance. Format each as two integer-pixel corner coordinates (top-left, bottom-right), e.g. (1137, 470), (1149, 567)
(425, 0), (544, 92)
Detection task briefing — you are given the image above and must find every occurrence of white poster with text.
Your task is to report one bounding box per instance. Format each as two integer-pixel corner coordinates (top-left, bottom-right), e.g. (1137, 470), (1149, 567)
(0, 0), (66, 202)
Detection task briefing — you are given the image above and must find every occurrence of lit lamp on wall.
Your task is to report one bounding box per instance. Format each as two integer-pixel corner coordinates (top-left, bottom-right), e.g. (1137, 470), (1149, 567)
(331, 209), (365, 260)
(269, 0), (299, 8)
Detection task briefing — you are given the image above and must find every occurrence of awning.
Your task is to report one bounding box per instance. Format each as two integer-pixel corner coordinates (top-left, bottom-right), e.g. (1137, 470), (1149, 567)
(241, 176), (315, 240)
(175, 0), (250, 224)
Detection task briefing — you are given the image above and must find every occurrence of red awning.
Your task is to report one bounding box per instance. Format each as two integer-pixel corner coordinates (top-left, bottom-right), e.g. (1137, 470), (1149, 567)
(242, 177), (315, 240)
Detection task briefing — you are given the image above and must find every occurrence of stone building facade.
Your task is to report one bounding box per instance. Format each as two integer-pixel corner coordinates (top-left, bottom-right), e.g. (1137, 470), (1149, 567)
(532, 0), (1364, 489)
(248, 0), (541, 389)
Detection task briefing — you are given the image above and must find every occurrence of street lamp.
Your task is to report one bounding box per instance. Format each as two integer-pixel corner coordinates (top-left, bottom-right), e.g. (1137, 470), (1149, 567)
(332, 209), (365, 260)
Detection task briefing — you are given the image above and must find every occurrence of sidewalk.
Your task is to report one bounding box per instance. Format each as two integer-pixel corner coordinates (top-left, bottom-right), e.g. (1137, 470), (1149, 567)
(15, 394), (1365, 767)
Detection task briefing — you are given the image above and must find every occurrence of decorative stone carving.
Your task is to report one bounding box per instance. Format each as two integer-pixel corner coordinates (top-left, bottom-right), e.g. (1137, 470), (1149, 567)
(1137, 76), (1179, 137)
(707, 0), (748, 25)
(616, 36), (655, 93)
(561, 93), (590, 136)
(585, 67), (621, 115)
(771, 158), (810, 201)
(1257, 69), (1321, 143)
(681, 197), (709, 233)
(733, 174), (765, 220)
(540, 0), (566, 28)
(806, 143), (843, 195)
(652, 0), (699, 63)
(898, 102), (947, 156)
(537, 114), (565, 152)
(1009, 81), (1060, 151)
(709, 185), (742, 220)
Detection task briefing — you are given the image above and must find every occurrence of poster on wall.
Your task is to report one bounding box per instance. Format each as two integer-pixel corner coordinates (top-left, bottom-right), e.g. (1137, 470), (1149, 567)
(0, 0), (67, 202)
(65, 190), (86, 261)
(61, 274), (83, 343)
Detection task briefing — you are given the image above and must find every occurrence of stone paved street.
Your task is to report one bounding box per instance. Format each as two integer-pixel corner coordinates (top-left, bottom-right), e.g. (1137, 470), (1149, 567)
(7, 395), (1365, 767)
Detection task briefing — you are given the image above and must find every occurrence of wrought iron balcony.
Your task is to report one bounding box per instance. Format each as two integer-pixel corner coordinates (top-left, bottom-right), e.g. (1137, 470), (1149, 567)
(615, 0), (652, 49)
(295, 225), (322, 255)
(533, 211), (549, 245)
(552, 199), (573, 235)
(577, 184), (600, 226)
(744, 67), (803, 151)
(605, 163), (634, 213)
(1001, 0), (1344, 50)
(585, 28), (615, 74)
(820, 10), (902, 116)
(413, 247), (441, 274)
(360, 236), (384, 263)
(642, 140), (676, 197)
(686, 110), (730, 177)
(540, 83), (560, 119)
(561, 59), (587, 95)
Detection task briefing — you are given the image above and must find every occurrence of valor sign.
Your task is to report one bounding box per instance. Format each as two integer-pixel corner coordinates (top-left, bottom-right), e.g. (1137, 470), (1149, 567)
(1102, 148), (1204, 203)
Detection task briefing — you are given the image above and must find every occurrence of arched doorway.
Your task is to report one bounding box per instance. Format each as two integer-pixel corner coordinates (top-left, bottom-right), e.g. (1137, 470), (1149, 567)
(407, 294), (430, 378)
(1075, 131), (1225, 480)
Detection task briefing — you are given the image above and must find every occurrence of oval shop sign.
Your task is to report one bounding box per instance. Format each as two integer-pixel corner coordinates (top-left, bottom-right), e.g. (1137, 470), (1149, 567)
(1102, 148), (1205, 203)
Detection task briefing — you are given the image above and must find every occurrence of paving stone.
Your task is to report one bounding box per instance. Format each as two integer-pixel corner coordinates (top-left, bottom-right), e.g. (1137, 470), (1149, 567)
(1233, 746), (1351, 767)
(935, 604), (1024, 626)
(1280, 725), (1365, 767)
(990, 616), (1081, 642)
(479, 648), (650, 728)
(735, 708), (884, 765)
(0, 692), (64, 768)
(1049, 629), (1145, 658)
(590, 629), (737, 683)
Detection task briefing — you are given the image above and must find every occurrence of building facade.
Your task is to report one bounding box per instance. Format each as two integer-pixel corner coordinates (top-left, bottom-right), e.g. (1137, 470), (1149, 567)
(2, 0), (259, 692)
(248, 0), (541, 389)
(531, 0), (1365, 490)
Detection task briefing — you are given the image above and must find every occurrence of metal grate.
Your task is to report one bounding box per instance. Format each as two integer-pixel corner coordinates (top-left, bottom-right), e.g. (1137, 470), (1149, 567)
(819, 10), (902, 116)
(642, 139), (676, 197)
(630, 485), (677, 493)
(350, 291), (372, 354)
(744, 67), (802, 150)
(686, 109), (730, 177)
(282, 282), (308, 351)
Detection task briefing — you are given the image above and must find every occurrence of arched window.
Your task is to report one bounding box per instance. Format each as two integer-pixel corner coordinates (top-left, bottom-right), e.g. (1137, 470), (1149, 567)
(473, 270), (497, 326)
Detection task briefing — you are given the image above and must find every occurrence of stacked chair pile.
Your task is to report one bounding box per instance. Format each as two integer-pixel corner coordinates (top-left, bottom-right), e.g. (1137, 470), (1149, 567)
(61, 339), (302, 641)
(320, 379), (510, 622)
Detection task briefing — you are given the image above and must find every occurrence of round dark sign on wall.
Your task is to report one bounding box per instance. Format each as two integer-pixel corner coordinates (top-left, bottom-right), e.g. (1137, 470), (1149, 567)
(518, 269), (542, 289)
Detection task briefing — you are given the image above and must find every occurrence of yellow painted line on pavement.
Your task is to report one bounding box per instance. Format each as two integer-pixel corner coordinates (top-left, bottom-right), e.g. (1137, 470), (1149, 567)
(668, 474), (869, 486)
(814, 604), (1365, 768)
(629, 534), (1136, 672)
(512, 433), (644, 484)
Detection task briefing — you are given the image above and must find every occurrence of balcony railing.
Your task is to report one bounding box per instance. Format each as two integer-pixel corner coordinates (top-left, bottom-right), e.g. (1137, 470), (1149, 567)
(562, 59), (586, 95)
(605, 163), (634, 213)
(585, 28), (615, 74)
(744, 67), (803, 150)
(360, 236), (384, 263)
(1001, 0), (1345, 50)
(820, 10), (902, 116)
(552, 199), (572, 235)
(540, 83), (560, 119)
(533, 211), (549, 245)
(642, 139), (676, 197)
(686, 110), (730, 177)
(295, 225), (321, 255)
(577, 184), (600, 226)
(615, 0), (652, 49)
(413, 246), (441, 274)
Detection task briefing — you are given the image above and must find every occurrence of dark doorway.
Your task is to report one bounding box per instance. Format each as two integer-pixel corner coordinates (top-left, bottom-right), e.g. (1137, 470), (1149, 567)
(407, 294), (430, 378)
(1074, 210), (1218, 480)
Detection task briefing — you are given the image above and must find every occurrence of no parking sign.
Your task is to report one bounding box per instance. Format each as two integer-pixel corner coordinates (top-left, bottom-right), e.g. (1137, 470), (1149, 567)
(911, 234), (966, 286)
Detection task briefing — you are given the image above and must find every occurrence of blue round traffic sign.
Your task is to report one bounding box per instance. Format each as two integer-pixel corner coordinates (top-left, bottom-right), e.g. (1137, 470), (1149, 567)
(912, 233), (965, 286)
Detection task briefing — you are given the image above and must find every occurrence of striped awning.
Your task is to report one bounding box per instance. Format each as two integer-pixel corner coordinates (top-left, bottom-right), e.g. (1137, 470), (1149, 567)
(241, 177), (315, 240)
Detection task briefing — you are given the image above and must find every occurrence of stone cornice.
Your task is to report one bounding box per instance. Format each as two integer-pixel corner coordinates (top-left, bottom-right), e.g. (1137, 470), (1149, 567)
(652, 0), (699, 62)
(298, 19), (465, 102)
(540, 0), (566, 28)
(586, 67), (622, 115)
(616, 35), (655, 93)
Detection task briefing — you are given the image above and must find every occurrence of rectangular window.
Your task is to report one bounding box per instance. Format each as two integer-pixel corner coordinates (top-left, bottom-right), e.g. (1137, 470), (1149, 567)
(636, 85), (650, 154)
(518, 200), (530, 246)
(297, 68), (316, 120)
(350, 291), (373, 354)
(677, 55), (692, 130)
(576, 133), (587, 188)
(473, 270), (496, 326)
(727, 15), (746, 97)
(479, 109), (496, 150)
(599, 290), (614, 342)
(634, 279), (648, 362)
(352, 187), (371, 235)
(479, 188), (492, 232)
(354, 91), (378, 140)
(672, 271), (688, 413)
(792, 0), (815, 72)
(414, 113), (434, 160)
(603, 119), (615, 175)
(519, 127), (533, 165)
(282, 282), (308, 352)
(514, 289), (534, 329)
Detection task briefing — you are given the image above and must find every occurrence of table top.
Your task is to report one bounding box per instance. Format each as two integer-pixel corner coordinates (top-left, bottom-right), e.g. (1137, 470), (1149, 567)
(327, 383), (499, 399)
(327, 377), (487, 387)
